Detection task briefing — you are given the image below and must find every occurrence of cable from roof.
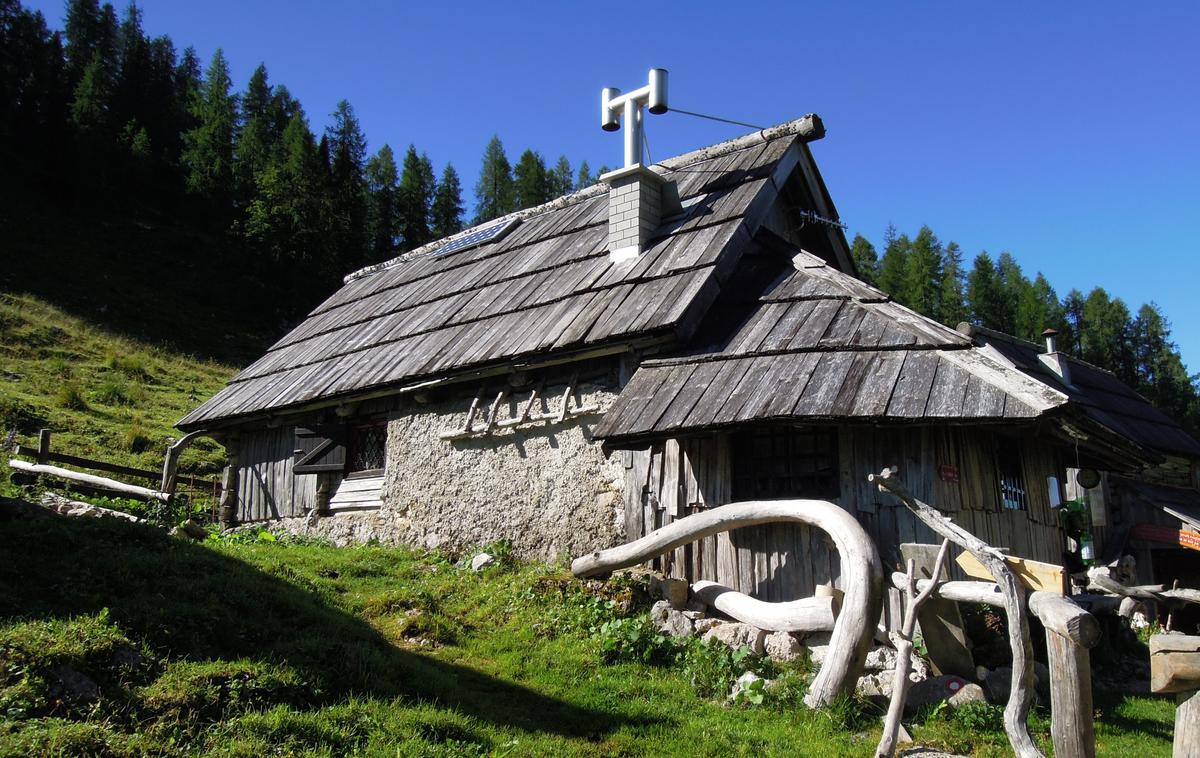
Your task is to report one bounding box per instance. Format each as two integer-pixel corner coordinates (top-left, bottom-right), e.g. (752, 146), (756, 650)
(669, 107), (767, 131)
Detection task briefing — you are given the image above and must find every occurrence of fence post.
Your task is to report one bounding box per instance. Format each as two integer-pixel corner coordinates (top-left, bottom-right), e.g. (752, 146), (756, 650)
(37, 429), (50, 464)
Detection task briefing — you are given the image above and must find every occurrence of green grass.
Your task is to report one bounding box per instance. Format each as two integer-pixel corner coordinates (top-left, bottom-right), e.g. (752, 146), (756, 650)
(0, 293), (234, 485)
(0, 517), (1177, 757)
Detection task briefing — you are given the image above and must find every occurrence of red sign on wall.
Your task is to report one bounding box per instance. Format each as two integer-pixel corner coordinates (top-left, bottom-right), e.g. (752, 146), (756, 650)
(939, 464), (960, 483)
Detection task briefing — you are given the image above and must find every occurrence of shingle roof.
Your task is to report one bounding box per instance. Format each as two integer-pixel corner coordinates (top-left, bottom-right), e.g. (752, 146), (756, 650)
(593, 246), (1069, 444)
(971, 329), (1200, 458)
(180, 117), (824, 429)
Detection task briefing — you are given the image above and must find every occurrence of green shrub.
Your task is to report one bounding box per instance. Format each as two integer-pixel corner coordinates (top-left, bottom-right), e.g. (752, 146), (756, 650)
(952, 701), (1006, 732)
(53, 381), (88, 410)
(105, 352), (152, 382)
(677, 636), (773, 699)
(93, 375), (131, 406)
(595, 616), (674, 665)
(122, 419), (152, 453)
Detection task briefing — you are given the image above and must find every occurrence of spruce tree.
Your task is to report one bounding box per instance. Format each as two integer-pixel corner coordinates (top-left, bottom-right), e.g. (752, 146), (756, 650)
(365, 144), (399, 260)
(513, 149), (549, 209)
(234, 64), (272, 209)
(70, 51), (110, 135)
(1080, 288), (1136, 383)
(397, 144), (434, 251)
(325, 98), (368, 268)
(849, 234), (878, 285)
(473, 135), (513, 223)
(902, 225), (943, 318)
(575, 160), (592, 190)
(939, 241), (968, 327)
(1061, 289), (1086, 355)
(1014, 273), (1063, 342)
(550, 155), (573, 197)
(876, 225), (910, 303)
(181, 48), (237, 207)
(431, 163), (464, 239)
(966, 252), (1007, 331)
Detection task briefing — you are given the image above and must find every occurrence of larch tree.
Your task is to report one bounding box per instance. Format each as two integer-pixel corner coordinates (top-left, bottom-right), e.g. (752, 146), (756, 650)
(365, 143), (399, 261)
(849, 233), (878, 285)
(473, 134), (513, 223)
(431, 163), (464, 239)
(966, 252), (1007, 331)
(1014, 273), (1063, 342)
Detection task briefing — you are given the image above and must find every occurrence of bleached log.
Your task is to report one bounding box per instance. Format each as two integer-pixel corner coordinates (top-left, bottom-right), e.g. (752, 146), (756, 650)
(691, 580), (837, 632)
(9, 459), (170, 502)
(877, 539), (951, 758)
(1029, 592), (1101, 649)
(872, 469), (1045, 758)
(1045, 626), (1095, 758)
(572, 499), (883, 709)
(1150, 634), (1200, 757)
(891, 573), (1004, 606)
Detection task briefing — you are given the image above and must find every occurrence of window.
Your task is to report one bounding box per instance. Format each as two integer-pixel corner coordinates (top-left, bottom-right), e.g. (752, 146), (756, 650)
(997, 445), (1027, 510)
(347, 420), (387, 476)
(731, 427), (839, 501)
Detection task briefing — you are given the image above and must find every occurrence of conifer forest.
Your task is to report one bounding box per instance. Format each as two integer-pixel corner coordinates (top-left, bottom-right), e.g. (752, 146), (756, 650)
(2, 0), (1196, 433)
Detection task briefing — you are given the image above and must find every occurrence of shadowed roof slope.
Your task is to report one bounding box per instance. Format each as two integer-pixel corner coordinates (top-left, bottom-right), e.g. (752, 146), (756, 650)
(969, 327), (1200, 459)
(594, 245), (1069, 444)
(180, 117), (825, 429)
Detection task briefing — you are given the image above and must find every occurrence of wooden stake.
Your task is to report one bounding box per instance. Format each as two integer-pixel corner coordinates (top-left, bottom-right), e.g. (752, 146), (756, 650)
(876, 538), (951, 758)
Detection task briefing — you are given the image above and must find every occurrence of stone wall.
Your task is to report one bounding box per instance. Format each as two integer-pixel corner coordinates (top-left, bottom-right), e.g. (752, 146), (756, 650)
(277, 376), (627, 561)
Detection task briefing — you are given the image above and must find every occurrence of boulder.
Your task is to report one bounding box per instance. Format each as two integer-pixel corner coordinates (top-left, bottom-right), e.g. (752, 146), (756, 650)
(865, 646), (899, 671)
(806, 630), (833, 666)
(694, 617), (722, 635)
(905, 675), (972, 717)
(650, 600), (694, 638)
(470, 553), (495, 571)
(948, 682), (987, 708)
(702, 622), (767, 655)
(857, 672), (894, 699)
(764, 631), (804, 662)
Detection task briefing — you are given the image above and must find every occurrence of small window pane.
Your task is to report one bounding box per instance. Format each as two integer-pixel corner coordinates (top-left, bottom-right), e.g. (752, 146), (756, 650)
(348, 422), (387, 473)
(732, 427), (839, 501)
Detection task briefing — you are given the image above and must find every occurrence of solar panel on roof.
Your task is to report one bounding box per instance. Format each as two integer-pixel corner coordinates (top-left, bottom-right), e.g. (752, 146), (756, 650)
(431, 217), (520, 257)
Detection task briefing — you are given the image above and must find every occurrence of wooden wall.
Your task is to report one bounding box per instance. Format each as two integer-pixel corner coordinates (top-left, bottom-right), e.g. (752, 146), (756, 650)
(234, 426), (319, 522)
(623, 424), (1067, 600)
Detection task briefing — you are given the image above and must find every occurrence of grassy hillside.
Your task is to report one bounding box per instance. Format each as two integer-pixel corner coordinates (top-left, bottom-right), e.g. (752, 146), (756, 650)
(0, 517), (1175, 757)
(0, 293), (235, 488)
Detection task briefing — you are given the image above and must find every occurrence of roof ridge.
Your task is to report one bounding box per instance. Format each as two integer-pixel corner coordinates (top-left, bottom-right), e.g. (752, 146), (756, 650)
(342, 114), (825, 284)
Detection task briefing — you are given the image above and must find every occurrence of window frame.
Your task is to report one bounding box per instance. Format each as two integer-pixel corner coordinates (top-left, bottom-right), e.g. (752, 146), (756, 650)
(345, 418), (388, 478)
(730, 425), (840, 502)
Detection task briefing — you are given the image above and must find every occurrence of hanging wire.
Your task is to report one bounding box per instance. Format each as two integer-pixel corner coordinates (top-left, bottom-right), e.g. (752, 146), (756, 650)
(669, 107), (767, 131)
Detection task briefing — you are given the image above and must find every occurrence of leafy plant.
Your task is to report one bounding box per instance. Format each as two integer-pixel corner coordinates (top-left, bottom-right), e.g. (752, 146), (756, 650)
(594, 616), (673, 665)
(952, 701), (1006, 732)
(677, 636), (772, 699)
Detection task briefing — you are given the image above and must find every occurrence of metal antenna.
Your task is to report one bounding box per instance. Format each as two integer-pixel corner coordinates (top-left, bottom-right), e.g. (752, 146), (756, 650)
(600, 69), (669, 168)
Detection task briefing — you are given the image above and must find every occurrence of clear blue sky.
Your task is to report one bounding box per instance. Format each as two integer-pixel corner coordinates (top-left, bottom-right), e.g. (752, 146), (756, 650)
(28, 0), (1200, 368)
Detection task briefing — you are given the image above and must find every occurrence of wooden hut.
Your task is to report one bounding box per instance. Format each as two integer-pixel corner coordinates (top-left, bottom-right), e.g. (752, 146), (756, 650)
(180, 115), (1199, 598)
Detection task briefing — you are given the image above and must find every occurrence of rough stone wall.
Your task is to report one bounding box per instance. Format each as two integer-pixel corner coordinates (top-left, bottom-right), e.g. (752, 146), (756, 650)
(277, 377), (627, 561)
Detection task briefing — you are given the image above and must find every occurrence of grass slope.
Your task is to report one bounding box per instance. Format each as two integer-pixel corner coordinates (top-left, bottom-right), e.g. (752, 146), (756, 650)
(0, 293), (234, 485)
(0, 517), (1176, 757)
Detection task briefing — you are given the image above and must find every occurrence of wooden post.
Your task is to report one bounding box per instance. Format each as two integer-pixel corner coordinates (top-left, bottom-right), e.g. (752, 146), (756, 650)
(37, 429), (50, 464)
(1150, 634), (1200, 757)
(218, 438), (240, 528)
(1045, 630), (1095, 758)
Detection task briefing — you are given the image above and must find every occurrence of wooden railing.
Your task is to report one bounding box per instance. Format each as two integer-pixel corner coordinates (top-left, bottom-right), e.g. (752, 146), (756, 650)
(8, 429), (218, 502)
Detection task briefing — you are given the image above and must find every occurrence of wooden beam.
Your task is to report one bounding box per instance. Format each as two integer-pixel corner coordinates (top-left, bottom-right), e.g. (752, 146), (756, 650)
(957, 550), (1066, 594)
(1045, 627), (1095, 758)
(8, 459), (171, 502)
(1029, 592), (1101, 649)
(1151, 634), (1200, 694)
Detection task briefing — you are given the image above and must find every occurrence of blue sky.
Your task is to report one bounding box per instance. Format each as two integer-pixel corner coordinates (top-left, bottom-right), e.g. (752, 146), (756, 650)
(28, 1), (1200, 367)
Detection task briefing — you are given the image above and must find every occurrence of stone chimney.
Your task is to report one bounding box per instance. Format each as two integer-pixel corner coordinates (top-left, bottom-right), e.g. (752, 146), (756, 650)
(601, 165), (668, 262)
(1038, 328), (1072, 386)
